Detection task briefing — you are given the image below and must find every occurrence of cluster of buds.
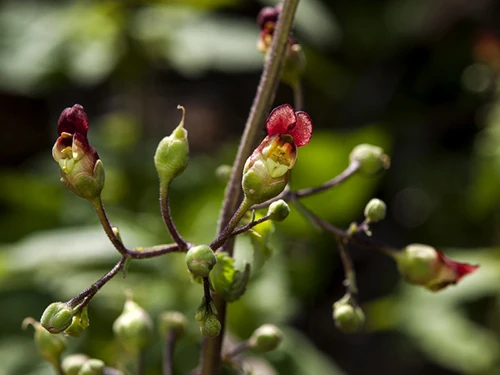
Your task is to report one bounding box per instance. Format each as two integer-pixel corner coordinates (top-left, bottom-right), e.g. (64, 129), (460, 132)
(242, 104), (312, 204)
(195, 297), (221, 338)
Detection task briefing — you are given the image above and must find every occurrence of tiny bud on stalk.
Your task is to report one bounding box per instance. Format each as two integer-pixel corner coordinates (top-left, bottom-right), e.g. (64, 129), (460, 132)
(158, 311), (188, 338)
(267, 199), (290, 222)
(364, 198), (386, 223)
(332, 301), (365, 333)
(154, 105), (189, 186)
(185, 245), (217, 278)
(23, 318), (67, 367)
(112, 299), (153, 352)
(349, 144), (390, 176)
(61, 354), (89, 375)
(200, 314), (221, 338)
(249, 324), (283, 352)
(41, 302), (74, 334)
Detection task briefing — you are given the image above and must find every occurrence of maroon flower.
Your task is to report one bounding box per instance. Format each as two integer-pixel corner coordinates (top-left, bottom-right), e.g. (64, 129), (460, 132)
(266, 104), (312, 147)
(52, 104), (104, 200)
(256, 4), (298, 54)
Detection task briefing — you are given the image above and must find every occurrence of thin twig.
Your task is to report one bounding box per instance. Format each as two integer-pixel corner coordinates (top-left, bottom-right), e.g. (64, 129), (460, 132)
(230, 214), (271, 238)
(222, 340), (251, 362)
(210, 199), (252, 251)
(163, 331), (178, 375)
(160, 184), (188, 250)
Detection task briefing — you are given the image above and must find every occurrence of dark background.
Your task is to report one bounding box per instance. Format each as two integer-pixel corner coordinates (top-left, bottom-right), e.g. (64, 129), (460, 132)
(1, 0), (499, 374)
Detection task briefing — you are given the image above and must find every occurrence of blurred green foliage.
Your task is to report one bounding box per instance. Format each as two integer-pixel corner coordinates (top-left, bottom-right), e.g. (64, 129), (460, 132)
(1, 0), (499, 374)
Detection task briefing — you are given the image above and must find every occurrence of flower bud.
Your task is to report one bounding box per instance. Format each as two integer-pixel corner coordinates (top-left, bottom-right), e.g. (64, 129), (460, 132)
(267, 199), (290, 222)
(199, 314), (221, 338)
(215, 164), (232, 182)
(364, 198), (386, 223)
(62, 354), (89, 375)
(154, 105), (189, 186)
(332, 301), (365, 333)
(112, 299), (153, 352)
(78, 359), (105, 375)
(158, 311), (187, 338)
(53, 104), (105, 201)
(349, 144), (390, 176)
(64, 306), (89, 337)
(23, 318), (67, 367)
(394, 244), (479, 291)
(249, 324), (283, 352)
(41, 302), (74, 334)
(195, 297), (217, 322)
(185, 245), (217, 278)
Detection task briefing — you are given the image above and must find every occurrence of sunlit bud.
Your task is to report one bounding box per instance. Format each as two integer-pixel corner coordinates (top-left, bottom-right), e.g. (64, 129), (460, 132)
(62, 354), (89, 375)
(112, 298), (153, 352)
(154, 105), (189, 186)
(267, 199), (290, 222)
(394, 244), (479, 291)
(349, 144), (390, 176)
(78, 359), (105, 375)
(53, 104), (104, 201)
(23, 318), (67, 367)
(41, 302), (74, 334)
(364, 198), (386, 223)
(158, 311), (187, 338)
(249, 324), (283, 352)
(185, 245), (217, 278)
(200, 314), (221, 338)
(64, 307), (90, 337)
(332, 299), (365, 333)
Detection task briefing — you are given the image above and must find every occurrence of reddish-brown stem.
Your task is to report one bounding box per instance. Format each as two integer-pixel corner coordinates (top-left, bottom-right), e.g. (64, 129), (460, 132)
(160, 183), (188, 250)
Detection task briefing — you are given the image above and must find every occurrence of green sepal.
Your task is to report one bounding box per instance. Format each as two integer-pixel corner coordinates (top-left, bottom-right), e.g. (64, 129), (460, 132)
(61, 159), (105, 201)
(210, 252), (251, 302)
(64, 306), (89, 337)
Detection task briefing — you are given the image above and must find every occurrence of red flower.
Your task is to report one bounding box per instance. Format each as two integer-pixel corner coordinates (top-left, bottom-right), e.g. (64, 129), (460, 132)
(266, 104), (312, 147)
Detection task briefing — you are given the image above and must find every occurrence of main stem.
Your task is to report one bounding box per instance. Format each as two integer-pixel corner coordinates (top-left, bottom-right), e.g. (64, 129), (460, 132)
(200, 1), (300, 374)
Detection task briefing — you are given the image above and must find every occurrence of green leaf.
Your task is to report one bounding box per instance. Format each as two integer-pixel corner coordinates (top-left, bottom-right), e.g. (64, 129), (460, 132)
(210, 252), (250, 302)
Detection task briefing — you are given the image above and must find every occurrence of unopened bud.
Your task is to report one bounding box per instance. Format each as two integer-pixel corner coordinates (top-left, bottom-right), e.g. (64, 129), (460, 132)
(185, 245), (217, 278)
(78, 359), (105, 375)
(200, 314), (221, 338)
(62, 354), (89, 375)
(332, 301), (365, 333)
(158, 311), (187, 338)
(249, 324), (283, 352)
(112, 299), (153, 352)
(154, 105), (189, 186)
(215, 164), (232, 182)
(41, 302), (74, 334)
(349, 144), (390, 176)
(364, 198), (386, 223)
(23, 318), (67, 367)
(267, 199), (290, 222)
(64, 307), (89, 337)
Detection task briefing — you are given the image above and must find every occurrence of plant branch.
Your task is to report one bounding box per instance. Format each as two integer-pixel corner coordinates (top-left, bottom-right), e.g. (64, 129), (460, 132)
(160, 183), (188, 250)
(210, 198), (252, 251)
(202, 1), (300, 374)
(230, 214), (271, 238)
(337, 239), (357, 296)
(163, 331), (178, 375)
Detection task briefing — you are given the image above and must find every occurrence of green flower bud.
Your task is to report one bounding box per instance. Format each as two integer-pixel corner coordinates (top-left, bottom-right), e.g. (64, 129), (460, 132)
(23, 318), (67, 367)
(64, 306), (90, 337)
(112, 299), (153, 353)
(185, 245), (217, 278)
(62, 354), (89, 375)
(215, 164), (232, 183)
(332, 301), (365, 333)
(349, 144), (390, 176)
(281, 44), (306, 89)
(195, 297), (218, 322)
(41, 302), (74, 334)
(249, 324), (283, 352)
(78, 359), (105, 375)
(158, 311), (187, 338)
(364, 198), (386, 223)
(267, 199), (290, 222)
(394, 244), (439, 286)
(154, 105), (189, 186)
(200, 314), (221, 338)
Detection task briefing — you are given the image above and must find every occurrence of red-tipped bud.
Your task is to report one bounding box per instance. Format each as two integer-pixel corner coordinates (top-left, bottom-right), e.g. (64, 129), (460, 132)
(53, 104), (104, 201)
(394, 244), (479, 291)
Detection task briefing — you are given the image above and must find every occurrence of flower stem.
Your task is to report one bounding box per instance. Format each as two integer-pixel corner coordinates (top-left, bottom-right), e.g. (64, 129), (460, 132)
(163, 331), (178, 375)
(160, 183), (188, 250)
(210, 198), (252, 251)
(293, 82), (304, 111)
(202, 1), (300, 374)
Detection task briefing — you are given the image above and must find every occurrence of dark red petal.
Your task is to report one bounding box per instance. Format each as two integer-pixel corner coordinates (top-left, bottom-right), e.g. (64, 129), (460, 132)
(266, 104), (296, 137)
(290, 111), (313, 147)
(257, 6), (278, 29)
(437, 252), (479, 281)
(57, 104), (89, 136)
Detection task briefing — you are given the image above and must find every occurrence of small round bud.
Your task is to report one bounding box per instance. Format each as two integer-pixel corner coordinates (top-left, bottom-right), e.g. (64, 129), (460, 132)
(23, 318), (67, 367)
(41, 302), (74, 334)
(249, 324), (283, 352)
(364, 198), (386, 223)
(113, 299), (153, 352)
(395, 244), (440, 285)
(62, 354), (89, 375)
(349, 144), (390, 176)
(158, 311), (187, 338)
(215, 164), (232, 182)
(200, 314), (221, 338)
(267, 200), (290, 222)
(185, 245), (217, 278)
(64, 306), (90, 337)
(332, 302), (365, 333)
(78, 359), (105, 375)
